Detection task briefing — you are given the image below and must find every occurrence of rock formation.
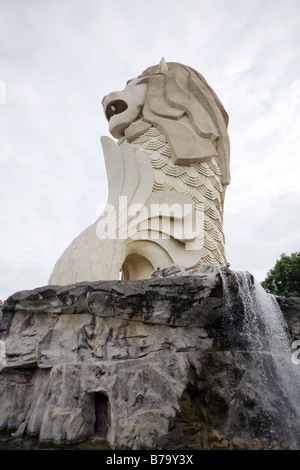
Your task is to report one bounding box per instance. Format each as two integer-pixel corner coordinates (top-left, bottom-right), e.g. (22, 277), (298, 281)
(277, 296), (300, 341)
(1, 264), (299, 450)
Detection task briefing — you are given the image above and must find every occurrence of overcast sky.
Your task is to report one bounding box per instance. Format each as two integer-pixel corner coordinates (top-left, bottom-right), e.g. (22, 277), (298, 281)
(0, 0), (300, 300)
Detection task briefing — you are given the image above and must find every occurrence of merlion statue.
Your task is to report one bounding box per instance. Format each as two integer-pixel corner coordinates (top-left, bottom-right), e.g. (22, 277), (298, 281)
(49, 59), (230, 284)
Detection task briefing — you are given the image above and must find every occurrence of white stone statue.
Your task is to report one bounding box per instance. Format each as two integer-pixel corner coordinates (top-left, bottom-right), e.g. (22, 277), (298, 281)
(49, 59), (230, 285)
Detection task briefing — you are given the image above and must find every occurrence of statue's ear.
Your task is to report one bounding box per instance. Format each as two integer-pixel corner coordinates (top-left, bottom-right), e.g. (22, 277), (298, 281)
(166, 67), (219, 139)
(145, 74), (184, 120)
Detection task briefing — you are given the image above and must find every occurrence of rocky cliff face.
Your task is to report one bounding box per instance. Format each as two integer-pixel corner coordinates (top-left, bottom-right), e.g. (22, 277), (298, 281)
(277, 296), (300, 341)
(0, 264), (299, 450)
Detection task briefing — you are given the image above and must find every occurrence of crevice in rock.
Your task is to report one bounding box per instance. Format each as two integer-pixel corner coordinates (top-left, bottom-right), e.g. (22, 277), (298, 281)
(94, 392), (110, 439)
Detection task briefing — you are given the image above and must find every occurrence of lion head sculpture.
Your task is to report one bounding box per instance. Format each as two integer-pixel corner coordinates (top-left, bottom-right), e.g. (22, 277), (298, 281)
(102, 59), (230, 187)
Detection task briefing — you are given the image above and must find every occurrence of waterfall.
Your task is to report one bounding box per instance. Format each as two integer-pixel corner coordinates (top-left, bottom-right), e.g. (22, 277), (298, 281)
(220, 269), (300, 449)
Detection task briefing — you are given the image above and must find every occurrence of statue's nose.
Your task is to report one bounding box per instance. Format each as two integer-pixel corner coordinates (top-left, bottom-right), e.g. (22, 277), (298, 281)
(102, 92), (128, 122)
(102, 92), (118, 110)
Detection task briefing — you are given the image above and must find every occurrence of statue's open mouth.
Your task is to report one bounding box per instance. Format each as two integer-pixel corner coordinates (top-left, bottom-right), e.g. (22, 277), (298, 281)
(105, 100), (128, 121)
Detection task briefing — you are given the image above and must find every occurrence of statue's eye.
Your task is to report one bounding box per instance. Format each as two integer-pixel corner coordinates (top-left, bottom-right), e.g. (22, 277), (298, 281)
(105, 100), (128, 121)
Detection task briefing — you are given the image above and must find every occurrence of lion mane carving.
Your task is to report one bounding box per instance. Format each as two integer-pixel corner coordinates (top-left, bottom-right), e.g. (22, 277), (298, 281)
(49, 59), (230, 285)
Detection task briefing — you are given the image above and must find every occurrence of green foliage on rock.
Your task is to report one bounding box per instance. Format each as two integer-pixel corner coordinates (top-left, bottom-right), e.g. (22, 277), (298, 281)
(261, 252), (300, 297)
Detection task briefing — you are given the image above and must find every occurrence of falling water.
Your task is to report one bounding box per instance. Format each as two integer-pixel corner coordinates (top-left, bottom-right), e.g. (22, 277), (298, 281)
(220, 269), (300, 448)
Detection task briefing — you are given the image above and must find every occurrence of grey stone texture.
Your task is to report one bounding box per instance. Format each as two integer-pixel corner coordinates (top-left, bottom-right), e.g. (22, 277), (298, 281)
(0, 264), (299, 449)
(277, 296), (300, 341)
